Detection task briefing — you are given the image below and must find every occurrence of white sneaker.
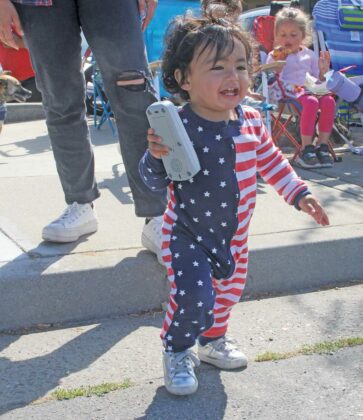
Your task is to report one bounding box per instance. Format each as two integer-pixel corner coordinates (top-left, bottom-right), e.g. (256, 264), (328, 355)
(141, 216), (163, 265)
(42, 202), (98, 243)
(198, 336), (248, 370)
(163, 349), (200, 396)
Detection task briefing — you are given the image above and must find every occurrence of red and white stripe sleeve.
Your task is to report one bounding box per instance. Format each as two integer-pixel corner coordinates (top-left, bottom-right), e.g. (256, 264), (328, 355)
(249, 110), (308, 205)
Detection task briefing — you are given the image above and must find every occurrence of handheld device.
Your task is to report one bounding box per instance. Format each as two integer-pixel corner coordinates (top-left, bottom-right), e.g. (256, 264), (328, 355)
(146, 100), (201, 181)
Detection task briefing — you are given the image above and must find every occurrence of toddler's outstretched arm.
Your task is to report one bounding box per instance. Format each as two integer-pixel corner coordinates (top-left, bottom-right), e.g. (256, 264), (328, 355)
(298, 195), (330, 226)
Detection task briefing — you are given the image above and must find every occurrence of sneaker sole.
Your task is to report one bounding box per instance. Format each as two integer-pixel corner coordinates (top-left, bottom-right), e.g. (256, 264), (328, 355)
(318, 162), (333, 168)
(198, 353), (248, 370)
(293, 157), (322, 169)
(141, 232), (164, 265)
(42, 220), (98, 243)
(165, 381), (198, 396)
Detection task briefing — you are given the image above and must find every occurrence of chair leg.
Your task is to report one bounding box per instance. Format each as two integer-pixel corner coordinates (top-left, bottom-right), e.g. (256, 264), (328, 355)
(327, 138), (342, 162)
(271, 113), (302, 161)
(93, 80), (116, 136)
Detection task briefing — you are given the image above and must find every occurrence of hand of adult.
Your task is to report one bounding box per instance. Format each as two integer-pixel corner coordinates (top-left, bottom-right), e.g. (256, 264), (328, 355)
(138, 0), (158, 32)
(0, 0), (24, 50)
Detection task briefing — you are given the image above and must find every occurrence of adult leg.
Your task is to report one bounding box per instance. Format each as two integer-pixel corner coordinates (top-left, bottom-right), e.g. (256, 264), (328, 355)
(79, 0), (167, 218)
(14, 0), (99, 205)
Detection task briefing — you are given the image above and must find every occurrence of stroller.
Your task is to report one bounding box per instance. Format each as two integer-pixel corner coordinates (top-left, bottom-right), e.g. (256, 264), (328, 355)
(313, 0), (363, 153)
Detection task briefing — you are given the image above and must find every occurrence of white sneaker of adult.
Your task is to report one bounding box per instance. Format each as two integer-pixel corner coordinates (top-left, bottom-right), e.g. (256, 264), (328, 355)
(141, 216), (164, 265)
(42, 202), (98, 243)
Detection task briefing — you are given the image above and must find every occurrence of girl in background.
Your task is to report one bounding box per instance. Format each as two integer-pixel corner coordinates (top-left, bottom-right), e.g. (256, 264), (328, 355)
(267, 7), (335, 168)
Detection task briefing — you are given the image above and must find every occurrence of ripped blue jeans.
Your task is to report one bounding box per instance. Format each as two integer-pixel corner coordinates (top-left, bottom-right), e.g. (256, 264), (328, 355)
(15, 0), (167, 217)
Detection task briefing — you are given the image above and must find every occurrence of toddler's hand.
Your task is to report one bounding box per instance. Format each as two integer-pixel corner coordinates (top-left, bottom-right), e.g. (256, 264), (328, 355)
(319, 51), (331, 79)
(147, 128), (169, 159)
(298, 195), (330, 226)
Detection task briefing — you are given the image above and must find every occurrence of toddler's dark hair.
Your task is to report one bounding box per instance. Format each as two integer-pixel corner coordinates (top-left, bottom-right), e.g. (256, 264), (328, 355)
(162, 11), (252, 101)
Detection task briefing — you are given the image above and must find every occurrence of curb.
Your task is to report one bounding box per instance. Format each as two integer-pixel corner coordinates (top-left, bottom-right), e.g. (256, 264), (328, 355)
(1, 225), (362, 332)
(5, 103), (45, 124)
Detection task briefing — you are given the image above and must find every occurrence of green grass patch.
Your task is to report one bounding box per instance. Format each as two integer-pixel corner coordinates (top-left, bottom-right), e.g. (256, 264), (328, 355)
(255, 337), (363, 362)
(51, 380), (132, 401)
(255, 351), (297, 362)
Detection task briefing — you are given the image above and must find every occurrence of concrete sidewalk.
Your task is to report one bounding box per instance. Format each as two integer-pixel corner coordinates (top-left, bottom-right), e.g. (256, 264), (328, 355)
(0, 119), (363, 331)
(0, 285), (362, 419)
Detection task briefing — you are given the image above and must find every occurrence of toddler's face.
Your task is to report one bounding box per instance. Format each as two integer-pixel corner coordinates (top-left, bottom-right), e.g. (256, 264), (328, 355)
(179, 38), (249, 122)
(275, 21), (304, 53)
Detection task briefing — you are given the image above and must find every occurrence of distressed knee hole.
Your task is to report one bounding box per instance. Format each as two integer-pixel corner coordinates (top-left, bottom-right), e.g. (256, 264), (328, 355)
(116, 70), (150, 92)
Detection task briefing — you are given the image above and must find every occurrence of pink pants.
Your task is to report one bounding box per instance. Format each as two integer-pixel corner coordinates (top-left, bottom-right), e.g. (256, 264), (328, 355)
(297, 94), (335, 136)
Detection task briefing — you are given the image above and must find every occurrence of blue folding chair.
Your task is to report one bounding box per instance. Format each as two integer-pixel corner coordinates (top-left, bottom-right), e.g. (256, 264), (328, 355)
(91, 58), (116, 136)
(313, 0), (363, 125)
(82, 46), (116, 136)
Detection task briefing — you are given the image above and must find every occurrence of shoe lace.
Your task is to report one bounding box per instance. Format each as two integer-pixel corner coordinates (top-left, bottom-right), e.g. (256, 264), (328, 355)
(170, 350), (200, 377)
(58, 202), (85, 224)
(213, 336), (238, 353)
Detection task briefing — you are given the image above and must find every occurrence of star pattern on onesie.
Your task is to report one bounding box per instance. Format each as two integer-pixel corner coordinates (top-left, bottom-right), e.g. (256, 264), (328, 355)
(139, 104), (309, 354)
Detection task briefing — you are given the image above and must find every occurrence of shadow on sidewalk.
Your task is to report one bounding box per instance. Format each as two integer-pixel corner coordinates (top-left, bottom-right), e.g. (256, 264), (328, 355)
(140, 368), (231, 420)
(0, 313), (162, 416)
(0, 134), (51, 158)
(1, 121), (116, 158)
(98, 163), (134, 206)
(0, 230), (167, 415)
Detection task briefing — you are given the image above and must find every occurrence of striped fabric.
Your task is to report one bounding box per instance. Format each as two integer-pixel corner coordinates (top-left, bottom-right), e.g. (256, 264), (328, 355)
(337, 0), (363, 30)
(313, 0), (363, 76)
(140, 104), (308, 350)
(11, 0), (52, 5)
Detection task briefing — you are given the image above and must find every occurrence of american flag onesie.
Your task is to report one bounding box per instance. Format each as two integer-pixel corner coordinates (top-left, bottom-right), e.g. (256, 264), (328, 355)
(139, 103), (309, 353)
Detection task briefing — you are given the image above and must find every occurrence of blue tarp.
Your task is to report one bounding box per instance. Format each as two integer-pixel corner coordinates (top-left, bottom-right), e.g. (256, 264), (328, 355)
(144, 0), (200, 97)
(144, 0), (200, 62)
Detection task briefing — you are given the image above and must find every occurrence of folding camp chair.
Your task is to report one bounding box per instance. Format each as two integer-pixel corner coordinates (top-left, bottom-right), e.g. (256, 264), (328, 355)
(253, 15), (276, 55)
(91, 60), (116, 136)
(252, 13), (339, 163)
(252, 14), (304, 160)
(313, 0), (363, 150)
(82, 47), (116, 135)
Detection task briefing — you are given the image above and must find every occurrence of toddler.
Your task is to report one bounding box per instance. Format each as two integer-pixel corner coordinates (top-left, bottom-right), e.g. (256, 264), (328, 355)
(201, 0), (265, 104)
(139, 10), (329, 396)
(266, 7), (336, 169)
